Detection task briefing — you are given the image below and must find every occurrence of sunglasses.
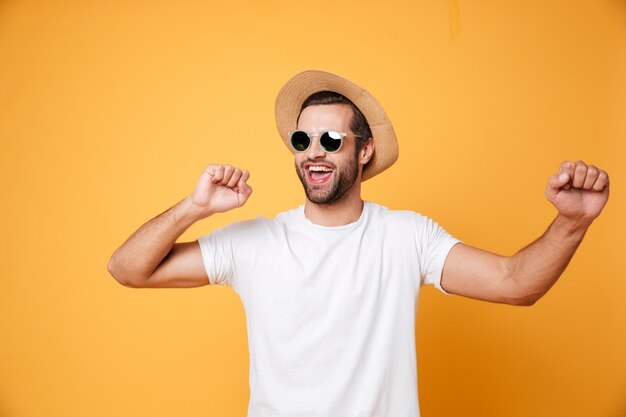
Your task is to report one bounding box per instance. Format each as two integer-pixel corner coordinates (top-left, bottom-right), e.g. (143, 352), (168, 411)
(289, 130), (359, 153)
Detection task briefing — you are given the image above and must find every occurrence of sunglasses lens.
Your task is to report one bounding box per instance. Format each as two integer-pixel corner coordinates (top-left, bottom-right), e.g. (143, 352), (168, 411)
(290, 131), (310, 152)
(320, 131), (343, 153)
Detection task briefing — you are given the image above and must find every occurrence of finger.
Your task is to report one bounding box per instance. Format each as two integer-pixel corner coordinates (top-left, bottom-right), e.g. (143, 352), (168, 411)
(210, 165), (224, 183)
(221, 165), (234, 185)
(239, 169), (250, 185)
(238, 170), (252, 196)
(204, 164), (220, 179)
(582, 165), (599, 190)
(558, 161), (576, 190)
(226, 168), (243, 188)
(231, 169), (247, 193)
(592, 170), (610, 191)
(558, 160), (576, 175)
(572, 161), (588, 188)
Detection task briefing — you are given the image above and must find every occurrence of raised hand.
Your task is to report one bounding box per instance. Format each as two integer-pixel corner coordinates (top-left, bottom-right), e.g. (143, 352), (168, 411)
(545, 160), (610, 222)
(190, 164), (253, 217)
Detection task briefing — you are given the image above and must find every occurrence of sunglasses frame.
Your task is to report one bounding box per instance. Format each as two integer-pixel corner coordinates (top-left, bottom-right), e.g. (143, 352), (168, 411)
(288, 130), (354, 154)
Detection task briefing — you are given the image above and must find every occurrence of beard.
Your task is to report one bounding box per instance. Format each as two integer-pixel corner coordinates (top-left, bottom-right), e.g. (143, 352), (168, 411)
(295, 156), (360, 205)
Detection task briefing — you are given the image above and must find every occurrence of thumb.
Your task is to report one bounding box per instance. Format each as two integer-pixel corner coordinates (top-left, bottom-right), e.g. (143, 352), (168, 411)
(547, 172), (570, 195)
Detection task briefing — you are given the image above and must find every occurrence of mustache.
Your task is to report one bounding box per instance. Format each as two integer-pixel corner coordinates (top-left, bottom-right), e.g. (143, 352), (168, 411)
(299, 160), (337, 170)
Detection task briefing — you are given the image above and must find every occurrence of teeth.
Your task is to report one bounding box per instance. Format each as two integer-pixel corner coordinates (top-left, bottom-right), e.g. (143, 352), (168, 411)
(309, 166), (333, 172)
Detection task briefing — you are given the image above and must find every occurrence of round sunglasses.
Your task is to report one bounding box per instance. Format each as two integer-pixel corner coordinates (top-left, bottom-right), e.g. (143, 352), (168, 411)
(289, 130), (360, 154)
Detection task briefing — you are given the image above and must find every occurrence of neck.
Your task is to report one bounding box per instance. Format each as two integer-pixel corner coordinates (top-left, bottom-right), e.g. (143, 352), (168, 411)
(304, 181), (365, 227)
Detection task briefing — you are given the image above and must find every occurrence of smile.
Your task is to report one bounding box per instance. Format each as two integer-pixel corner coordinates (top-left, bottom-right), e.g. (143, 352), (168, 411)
(306, 164), (334, 184)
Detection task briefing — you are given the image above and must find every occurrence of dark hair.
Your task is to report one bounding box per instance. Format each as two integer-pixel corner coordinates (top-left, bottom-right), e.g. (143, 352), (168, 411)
(298, 91), (372, 152)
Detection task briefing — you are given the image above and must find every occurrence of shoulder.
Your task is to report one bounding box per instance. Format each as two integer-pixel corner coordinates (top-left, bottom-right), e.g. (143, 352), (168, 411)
(366, 201), (429, 227)
(272, 205), (303, 225)
(202, 206), (302, 240)
(365, 202), (451, 241)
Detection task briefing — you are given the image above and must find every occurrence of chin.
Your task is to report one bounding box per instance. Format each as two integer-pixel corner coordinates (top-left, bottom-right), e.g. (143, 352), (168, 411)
(305, 187), (340, 205)
(305, 180), (353, 205)
(296, 161), (360, 205)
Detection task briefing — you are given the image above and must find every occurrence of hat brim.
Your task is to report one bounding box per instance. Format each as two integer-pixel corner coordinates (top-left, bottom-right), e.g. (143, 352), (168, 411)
(275, 70), (398, 181)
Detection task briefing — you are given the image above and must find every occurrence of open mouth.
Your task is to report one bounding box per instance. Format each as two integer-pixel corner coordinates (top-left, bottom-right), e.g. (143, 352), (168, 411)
(306, 164), (334, 184)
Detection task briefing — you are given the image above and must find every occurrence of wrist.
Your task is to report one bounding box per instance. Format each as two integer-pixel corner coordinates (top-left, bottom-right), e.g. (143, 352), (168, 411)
(178, 196), (213, 224)
(554, 214), (593, 235)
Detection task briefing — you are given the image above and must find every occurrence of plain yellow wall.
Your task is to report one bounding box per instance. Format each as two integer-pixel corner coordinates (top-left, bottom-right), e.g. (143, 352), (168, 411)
(1, 1), (624, 416)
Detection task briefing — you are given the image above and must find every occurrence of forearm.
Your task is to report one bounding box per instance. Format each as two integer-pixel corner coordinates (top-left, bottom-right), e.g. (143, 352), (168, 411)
(508, 214), (592, 305)
(107, 196), (206, 285)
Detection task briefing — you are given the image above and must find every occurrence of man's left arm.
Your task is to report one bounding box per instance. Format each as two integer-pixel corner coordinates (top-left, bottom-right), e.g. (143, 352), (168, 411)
(440, 160), (610, 306)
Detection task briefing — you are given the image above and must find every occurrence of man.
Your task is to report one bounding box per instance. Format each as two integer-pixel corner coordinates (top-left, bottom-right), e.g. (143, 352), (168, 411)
(107, 70), (610, 416)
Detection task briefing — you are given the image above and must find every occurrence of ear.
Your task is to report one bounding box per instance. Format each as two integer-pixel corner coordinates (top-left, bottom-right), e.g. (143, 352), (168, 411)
(359, 138), (375, 165)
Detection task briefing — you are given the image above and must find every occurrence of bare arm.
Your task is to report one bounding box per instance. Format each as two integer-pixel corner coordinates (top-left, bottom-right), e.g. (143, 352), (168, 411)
(440, 160), (610, 306)
(107, 165), (252, 288)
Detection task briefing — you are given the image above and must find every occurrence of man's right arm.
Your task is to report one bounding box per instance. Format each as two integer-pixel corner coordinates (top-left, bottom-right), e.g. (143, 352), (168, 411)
(107, 165), (252, 288)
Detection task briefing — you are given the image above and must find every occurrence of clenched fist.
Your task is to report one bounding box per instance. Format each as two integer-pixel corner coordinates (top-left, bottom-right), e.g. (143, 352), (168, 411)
(546, 160), (610, 222)
(190, 164), (253, 217)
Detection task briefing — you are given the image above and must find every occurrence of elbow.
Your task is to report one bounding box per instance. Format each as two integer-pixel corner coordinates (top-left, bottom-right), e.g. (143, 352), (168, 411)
(502, 257), (544, 307)
(511, 295), (539, 307)
(106, 255), (120, 281)
(107, 254), (140, 288)
(506, 288), (545, 307)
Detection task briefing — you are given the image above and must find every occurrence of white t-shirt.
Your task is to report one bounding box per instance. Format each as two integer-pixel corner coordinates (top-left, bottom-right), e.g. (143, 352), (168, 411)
(197, 201), (461, 417)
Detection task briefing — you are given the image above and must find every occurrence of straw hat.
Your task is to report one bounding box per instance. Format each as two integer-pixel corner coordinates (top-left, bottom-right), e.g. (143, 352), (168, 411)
(275, 70), (398, 181)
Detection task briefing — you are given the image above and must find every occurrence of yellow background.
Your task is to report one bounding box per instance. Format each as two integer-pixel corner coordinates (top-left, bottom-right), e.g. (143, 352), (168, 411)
(1, 0), (624, 416)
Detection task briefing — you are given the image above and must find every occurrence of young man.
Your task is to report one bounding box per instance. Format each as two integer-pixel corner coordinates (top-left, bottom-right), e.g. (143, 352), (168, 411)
(107, 70), (610, 416)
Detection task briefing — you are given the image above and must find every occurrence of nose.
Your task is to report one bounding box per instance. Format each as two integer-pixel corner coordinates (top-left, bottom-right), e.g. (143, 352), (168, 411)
(305, 136), (326, 160)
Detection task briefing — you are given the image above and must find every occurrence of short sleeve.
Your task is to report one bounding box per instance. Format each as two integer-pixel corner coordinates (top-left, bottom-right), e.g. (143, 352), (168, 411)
(418, 216), (462, 295)
(196, 225), (236, 287)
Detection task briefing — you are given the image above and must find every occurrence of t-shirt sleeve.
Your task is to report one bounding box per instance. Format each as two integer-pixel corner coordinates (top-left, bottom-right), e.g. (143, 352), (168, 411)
(196, 224), (237, 287)
(417, 215), (462, 295)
